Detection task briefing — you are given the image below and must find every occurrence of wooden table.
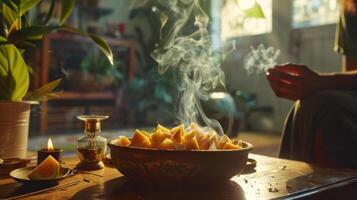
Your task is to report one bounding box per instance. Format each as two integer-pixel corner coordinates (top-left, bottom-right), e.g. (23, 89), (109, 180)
(1, 154), (357, 200)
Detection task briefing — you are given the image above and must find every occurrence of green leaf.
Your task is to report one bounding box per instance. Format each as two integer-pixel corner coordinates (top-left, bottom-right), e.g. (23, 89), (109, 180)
(88, 34), (114, 65)
(16, 41), (36, 49)
(2, 0), (41, 15)
(0, 37), (29, 100)
(1, 0), (41, 30)
(0, 0), (17, 11)
(0, 40), (10, 45)
(62, 26), (114, 65)
(21, 13), (30, 27)
(27, 64), (33, 74)
(8, 25), (61, 43)
(60, 0), (75, 25)
(7, 25), (113, 65)
(243, 2), (265, 18)
(18, 0), (41, 15)
(43, 0), (55, 25)
(25, 79), (61, 101)
(2, 3), (17, 27)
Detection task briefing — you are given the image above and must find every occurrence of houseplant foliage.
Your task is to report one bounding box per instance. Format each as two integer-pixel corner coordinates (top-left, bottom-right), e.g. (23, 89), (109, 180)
(127, 1), (177, 125)
(0, 0), (113, 101)
(67, 53), (124, 92)
(0, 0), (113, 159)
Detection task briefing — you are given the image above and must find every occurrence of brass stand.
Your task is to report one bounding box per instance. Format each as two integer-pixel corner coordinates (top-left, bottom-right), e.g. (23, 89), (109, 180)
(76, 161), (105, 171)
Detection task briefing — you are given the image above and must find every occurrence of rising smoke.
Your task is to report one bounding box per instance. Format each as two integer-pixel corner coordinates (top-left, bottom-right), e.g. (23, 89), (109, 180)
(244, 44), (281, 74)
(152, 0), (225, 135)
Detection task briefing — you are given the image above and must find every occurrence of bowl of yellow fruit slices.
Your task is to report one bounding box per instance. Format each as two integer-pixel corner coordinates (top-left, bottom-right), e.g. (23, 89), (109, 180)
(108, 123), (253, 185)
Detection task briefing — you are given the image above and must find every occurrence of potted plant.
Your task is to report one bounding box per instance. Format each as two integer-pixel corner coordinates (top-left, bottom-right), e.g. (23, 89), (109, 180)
(65, 53), (123, 92)
(0, 0), (113, 159)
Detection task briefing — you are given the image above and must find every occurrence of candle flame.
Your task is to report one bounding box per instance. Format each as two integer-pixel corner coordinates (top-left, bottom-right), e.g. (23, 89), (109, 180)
(48, 138), (54, 150)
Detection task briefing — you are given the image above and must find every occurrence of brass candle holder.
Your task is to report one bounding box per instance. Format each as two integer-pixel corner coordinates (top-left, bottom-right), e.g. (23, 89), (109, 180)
(76, 115), (109, 171)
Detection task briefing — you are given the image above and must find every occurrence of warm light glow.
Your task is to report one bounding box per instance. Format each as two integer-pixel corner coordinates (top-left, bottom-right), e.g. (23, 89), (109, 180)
(210, 92), (226, 99)
(221, 0), (272, 40)
(47, 138), (54, 151)
(292, 0), (339, 28)
(238, 0), (255, 10)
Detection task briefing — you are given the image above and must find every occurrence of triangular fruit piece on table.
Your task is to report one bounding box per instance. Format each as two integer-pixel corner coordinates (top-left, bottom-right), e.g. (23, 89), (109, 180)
(116, 136), (131, 146)
(159, 138), (176, 150)
(171, 124), (184, 144)
(184, 130), (196, 141)
(186, 136), (200, 150)
(156, 124), (170, 133)
(28, 155), (60, 180)
(223, 142), (242, 150)
(217, 135), (232, 149)
(199, 136), (212, 150)
(131, 129), (152, 148)
(151, 130), (171, 148)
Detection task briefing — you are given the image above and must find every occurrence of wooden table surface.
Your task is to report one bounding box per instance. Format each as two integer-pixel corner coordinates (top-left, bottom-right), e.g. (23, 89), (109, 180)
(1, 154), (357, 200)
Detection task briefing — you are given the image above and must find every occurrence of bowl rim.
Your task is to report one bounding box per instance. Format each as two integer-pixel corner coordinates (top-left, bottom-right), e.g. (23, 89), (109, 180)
(108, 140), (254, 153)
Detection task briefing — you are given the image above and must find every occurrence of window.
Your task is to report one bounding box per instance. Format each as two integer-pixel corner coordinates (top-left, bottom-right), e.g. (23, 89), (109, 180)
(292, 0), (339, 28)
(221, 0), (272, 40)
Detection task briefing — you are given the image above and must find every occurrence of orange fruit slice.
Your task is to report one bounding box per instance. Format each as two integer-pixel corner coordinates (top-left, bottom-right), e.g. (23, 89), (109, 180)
(186, 136), (200, 150)
(156, 124), (170, 133)
(171, 124), (184, 144)
(159, 138), (176, 150)
(28, 155), (59, 180)
(150, 130), (171, 148)
(223, 142), (242, 150)
(130, 129), (151, 148)
(198, 137), (212, 150)
(116, 136), (131, 146)
(184, 129), (195, 141)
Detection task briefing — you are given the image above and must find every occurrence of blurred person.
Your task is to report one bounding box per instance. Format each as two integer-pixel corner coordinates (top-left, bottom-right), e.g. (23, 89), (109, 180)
(336, 0), (357, 71)
(266, 0), (357, 168)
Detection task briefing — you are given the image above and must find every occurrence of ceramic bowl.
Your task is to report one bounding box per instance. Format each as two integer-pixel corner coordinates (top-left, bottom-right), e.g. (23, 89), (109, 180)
(108, 141), (253, 185)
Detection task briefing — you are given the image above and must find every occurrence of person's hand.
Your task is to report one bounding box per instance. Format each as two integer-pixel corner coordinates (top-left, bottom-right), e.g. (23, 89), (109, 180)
(266, 64), (322, 101)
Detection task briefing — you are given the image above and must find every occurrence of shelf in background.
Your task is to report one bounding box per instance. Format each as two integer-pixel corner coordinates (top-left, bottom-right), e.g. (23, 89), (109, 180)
(46, 32), (135, 47)
(33, 32), (136, 133)
(56, 92), (116, 100)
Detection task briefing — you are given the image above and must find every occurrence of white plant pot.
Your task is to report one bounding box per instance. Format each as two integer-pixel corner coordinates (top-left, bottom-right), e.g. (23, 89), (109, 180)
(0, 101), (32, 159)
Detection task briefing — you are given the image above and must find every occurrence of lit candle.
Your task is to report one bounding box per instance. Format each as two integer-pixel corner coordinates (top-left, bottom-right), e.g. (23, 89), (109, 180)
(48, 138), (54, 151)
(37, 138), (63, 165)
